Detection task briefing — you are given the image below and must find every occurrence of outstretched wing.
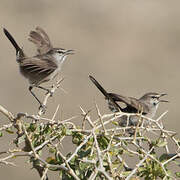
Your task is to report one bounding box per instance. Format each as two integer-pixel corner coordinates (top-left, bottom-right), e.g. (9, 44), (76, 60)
(28, 26), (53, 55)
(108, 93), (149, 114)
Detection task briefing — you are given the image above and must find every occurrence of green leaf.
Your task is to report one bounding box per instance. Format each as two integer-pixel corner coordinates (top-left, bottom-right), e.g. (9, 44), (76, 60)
(111, 121), (118, 125)
(97, 135), (109, 149)
(0, 131), (3, 137)
(61, 125), (67, 136)
(49, 147), (56, 153)
(177, 139), (180, 146)
(5, 128), (14, 134)
(151, 140), (157, 146)
(79, 161), (91, 171)
(159, 153), (173, 162)
(72, 132), (83, 145)
(121, 171), (131, 176)
(44, 125), (52, 134)
(175, 172), (180, 178)
(65, 129), (72, 136)
(156, 140), (167, 147)
(78, 148), (91, 158)
(28, 123), (37, 132)
(46, 156), (57, 164)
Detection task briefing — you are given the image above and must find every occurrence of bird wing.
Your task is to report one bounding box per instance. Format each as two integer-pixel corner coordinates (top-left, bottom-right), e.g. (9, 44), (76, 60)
(28, 26), (53, 55)
(19, 56), (58, 85)
(108, 93), (149, 114)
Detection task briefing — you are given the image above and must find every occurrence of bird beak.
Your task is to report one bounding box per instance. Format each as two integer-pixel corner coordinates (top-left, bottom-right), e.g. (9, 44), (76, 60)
(160, 93), (167, 97)
(65, 49), (75, 55)
(159, 93), (169, 103)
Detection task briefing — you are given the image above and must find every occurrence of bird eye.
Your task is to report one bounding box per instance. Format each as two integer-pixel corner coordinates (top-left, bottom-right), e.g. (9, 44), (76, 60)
(151, 96), (157, 99)
(57, 50), (63, 54)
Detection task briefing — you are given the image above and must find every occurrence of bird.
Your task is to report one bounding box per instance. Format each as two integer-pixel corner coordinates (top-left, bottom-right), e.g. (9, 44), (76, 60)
(89, 75), (168, 130)
(3, 27), (74, 111)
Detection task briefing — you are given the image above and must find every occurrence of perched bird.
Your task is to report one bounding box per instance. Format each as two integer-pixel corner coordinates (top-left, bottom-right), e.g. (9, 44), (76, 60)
(3, 27), (74, 111)
(89, 75), (168, 130)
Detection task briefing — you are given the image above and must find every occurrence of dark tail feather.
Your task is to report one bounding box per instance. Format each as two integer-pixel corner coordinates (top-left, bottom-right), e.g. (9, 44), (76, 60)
(3, 28), (24, 57)
(89, 75), (122, 111)
(89, 75), (109, 98)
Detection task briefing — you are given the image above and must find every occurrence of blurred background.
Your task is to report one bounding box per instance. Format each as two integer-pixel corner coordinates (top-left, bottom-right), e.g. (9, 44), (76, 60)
(0, 0), (180, 179)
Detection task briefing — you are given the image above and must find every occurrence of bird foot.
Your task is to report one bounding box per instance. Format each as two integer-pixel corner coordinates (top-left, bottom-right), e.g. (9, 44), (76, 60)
(39, 104), (47, 114)
(45, 89), (53, 97)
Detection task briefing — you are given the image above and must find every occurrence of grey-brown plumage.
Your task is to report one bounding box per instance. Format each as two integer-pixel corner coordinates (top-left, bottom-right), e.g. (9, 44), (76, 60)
(28, 26), (53, 55)
(89, 75), (168, 130)
(3, 27), (74, 111)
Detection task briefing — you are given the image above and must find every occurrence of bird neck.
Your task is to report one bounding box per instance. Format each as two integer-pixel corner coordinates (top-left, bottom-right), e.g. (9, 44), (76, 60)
(52, 53), (67, 64)
(140, 99), (159, 118)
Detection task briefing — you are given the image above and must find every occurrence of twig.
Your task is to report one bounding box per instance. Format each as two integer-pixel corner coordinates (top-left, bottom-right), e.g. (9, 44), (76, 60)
(80, 106), (94, 128)
(66, 133), (93, 163)
(51, 104), (60, 122)
(95, 103), (106, 134)
(126, 147), (154, 180)
(0, 104), (15, 122)
(22, 124), (38, 159)
(57, 150), (80, 180)
(38, 78), (64, 115)
(0, 123), (13, 131)
(40, 167), (48, 180)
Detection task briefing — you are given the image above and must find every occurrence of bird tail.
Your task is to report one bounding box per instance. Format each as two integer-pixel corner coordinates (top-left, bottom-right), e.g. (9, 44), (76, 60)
(89, 75), (109, 98)
(89, 75), (122, 111)
(3, 28), (25, 58)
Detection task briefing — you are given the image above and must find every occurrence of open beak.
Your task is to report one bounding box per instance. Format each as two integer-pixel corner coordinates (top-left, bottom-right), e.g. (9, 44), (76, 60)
(159, 93), (169, 103)
(65, 49), (75, 55)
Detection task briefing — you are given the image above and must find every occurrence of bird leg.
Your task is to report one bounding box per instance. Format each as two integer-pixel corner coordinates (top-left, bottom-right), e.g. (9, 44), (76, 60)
(36, 86), (53, 96)
(28, 86), (46, 112)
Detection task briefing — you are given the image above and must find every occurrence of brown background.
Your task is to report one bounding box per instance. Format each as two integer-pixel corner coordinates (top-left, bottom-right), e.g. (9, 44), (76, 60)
(0, 0), (180, 179)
